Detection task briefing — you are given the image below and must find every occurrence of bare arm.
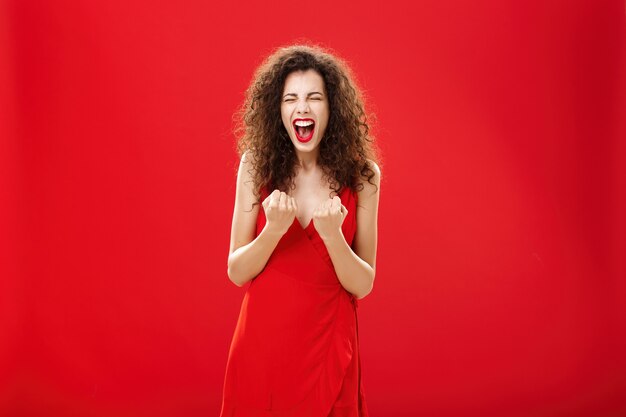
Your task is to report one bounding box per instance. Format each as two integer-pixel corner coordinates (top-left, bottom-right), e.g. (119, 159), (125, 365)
(228, 227), (284, 287)
(321, 161), (381, 299)
(226, 152), (284, 287)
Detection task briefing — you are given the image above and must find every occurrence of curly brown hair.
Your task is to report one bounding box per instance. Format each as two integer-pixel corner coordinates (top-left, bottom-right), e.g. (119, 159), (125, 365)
(233, 43), (382, 209)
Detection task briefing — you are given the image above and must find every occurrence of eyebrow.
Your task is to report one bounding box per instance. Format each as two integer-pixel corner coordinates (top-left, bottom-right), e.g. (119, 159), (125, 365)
(283, 91), (324, 98)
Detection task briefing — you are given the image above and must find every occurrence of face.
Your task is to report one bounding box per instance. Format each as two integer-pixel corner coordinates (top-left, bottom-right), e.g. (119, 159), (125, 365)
(281, 69), (329, 154)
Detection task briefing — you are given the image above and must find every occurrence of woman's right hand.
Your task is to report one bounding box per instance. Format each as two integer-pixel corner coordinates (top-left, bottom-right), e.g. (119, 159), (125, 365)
(262, 189), (297, 236)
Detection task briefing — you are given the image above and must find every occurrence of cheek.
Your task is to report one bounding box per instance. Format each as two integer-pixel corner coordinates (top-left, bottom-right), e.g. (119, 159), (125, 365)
(281, 104), (294, 118)
(312, 103), (328, 118)
(318, 108), (330, 128)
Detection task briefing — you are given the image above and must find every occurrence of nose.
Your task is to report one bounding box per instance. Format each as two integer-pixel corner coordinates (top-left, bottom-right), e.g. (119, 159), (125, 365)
(296, 98), (310, 114)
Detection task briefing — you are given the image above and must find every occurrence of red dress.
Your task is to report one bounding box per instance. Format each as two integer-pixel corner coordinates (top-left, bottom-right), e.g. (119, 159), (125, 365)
(220, 185), (369, 417)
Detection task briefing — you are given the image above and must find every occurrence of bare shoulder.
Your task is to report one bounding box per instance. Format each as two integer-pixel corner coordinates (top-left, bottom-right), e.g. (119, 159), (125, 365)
(229, 151), (260, 256)
(353, 159), (381, 273)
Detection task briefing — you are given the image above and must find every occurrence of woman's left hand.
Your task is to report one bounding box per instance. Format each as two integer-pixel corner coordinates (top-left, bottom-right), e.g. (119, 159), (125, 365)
(312, 196), (348, 241)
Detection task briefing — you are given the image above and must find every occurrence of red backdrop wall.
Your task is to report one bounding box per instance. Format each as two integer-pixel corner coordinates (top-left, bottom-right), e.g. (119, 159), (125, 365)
(2, 1), (625, 416)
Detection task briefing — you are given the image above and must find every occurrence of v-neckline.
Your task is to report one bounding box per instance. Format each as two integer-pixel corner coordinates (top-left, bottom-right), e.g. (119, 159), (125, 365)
(293, 185), (346, 234)
(295, 217), (315, 231)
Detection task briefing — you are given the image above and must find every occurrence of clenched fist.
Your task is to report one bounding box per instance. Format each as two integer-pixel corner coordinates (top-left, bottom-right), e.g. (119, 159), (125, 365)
(312, 196), (348, 241)
(262, 190), (298, 236)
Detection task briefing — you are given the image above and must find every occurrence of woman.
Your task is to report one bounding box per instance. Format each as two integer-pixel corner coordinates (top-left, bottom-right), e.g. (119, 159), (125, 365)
(221, 43), (381, 417)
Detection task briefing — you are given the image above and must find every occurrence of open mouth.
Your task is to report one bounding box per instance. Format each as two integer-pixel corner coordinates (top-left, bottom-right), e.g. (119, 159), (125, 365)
(293, 119), (315, 142)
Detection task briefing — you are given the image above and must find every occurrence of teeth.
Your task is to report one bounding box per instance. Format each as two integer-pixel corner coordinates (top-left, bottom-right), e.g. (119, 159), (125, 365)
(294, 120), (314, 127)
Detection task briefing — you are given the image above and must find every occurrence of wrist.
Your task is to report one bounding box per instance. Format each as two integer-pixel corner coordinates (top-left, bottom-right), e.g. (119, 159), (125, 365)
(321, 228), (344, 244)
(262, 223), (286, 239)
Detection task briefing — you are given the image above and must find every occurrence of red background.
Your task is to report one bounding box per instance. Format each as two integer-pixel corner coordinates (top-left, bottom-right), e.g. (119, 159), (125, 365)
(2, 1), (625, 416)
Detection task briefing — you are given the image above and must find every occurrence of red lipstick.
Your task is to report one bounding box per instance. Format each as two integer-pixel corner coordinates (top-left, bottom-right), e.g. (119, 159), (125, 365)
(292, 118), (315, 143)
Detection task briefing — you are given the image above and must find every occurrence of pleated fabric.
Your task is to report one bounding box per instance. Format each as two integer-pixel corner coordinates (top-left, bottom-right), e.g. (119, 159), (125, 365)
(220, 185), (368, 417)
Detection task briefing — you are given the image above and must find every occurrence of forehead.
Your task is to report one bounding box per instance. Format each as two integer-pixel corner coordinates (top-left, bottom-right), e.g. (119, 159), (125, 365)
(282, 69), (325, 92)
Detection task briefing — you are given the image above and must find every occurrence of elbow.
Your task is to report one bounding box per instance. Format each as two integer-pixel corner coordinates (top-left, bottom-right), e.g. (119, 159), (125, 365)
(227, 257), (246, 288)
(227, 269), (244, 287)
(355, 272), (375, 300)
(227, 269), (247, 288)
(227, 251), (263, 287)
(356, 285), (373, 300)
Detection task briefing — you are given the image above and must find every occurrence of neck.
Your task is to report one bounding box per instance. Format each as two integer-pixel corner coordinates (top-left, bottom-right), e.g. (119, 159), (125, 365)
(294, 149), (319, 172)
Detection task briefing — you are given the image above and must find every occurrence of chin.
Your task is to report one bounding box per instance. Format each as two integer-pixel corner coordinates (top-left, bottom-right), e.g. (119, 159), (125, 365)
(291, 134), (316, 148)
